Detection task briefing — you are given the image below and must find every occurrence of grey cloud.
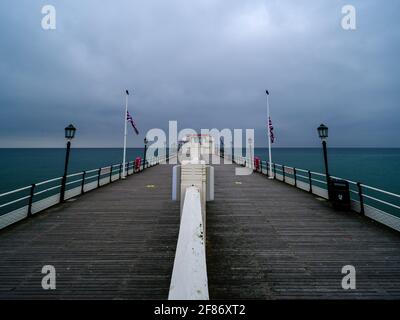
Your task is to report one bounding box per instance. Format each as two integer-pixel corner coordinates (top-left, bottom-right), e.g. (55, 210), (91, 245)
(0, 0), (399, 147)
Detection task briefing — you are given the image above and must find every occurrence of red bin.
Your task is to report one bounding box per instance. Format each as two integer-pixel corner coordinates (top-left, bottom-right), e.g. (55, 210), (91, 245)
(254, 157), (260, 171)
(134, 157), (142, 171)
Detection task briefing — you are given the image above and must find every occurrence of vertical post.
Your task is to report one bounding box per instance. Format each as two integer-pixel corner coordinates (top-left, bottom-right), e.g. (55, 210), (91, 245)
(273, 163), (276, 179)
(119, 164), (122, 179)
(266, 91), (273, 179)
(27, 183), (35, 217)
(322, 140), (331, 199)
(308, 170), (313, 193)
(97, 168), (101, 188)
(357, 182), (365, 215)
(282, 165), (285, 182)
(143, 144), (147, 170)
(248, 138), (252, 170)
(122, 91), (129, 179)
(109, 165), (113, 182)
(81, 171), (86, 194)
(60, 140), (71, 203)
(293, 168), (297, 187)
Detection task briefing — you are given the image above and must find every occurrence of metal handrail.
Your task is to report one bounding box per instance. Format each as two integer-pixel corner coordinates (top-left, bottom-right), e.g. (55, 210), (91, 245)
(67, 172), (84, 178)
(66, 179), (83, 186)
(232, 153), (400, 210)
(362, 194), (400, 210)
(0, 185), (31, 198)
(310, 171), (326, 177)
(311, 178), (327, 185)
(34, 185), (61, 196)
(0, 195), (31, 209)
(35, 176), (63, 186)
(361, 184), (400, 199)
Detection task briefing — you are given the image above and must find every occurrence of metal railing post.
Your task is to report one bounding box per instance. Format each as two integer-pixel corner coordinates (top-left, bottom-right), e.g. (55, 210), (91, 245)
(81, 171), (86, 195)
(27, 183), (35, 217)
(110, 165), (114, 183)
(119, 164), (122, 179)
(308, 170), (312, 193)
(60, 176), (67, 203)
(357, 182), (365, 215)
(294, 168), (297, 187)
(97, 168), (101, 188)
(273, 163), (276, 179)
(282, 165), (286, 182)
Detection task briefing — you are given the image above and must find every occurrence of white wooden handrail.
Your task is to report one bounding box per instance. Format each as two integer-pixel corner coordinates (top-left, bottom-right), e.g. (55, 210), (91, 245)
(168, 187), (209, 300)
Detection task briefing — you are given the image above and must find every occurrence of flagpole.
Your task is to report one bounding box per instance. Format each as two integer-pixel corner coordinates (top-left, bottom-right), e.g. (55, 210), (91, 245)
(266, 90), (273, 179)
(122, 90), (129, 179)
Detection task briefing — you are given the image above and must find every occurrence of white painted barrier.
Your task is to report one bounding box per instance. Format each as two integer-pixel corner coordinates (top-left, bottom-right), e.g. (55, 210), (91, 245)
(169, 136), (214, 300)
(168, 187), (209, 300)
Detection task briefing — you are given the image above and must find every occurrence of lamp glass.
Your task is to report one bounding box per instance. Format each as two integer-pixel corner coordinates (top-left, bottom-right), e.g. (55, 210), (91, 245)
(317, 124), (328, 140)
(65, 124), (76, 140)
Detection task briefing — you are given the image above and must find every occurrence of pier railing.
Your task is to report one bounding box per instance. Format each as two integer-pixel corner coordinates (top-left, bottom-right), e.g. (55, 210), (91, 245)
(0, 155), (170, 231)
(230, 154), (400, 233)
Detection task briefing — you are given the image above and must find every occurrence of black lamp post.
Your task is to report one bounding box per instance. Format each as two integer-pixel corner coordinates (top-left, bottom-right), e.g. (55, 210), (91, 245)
(317, 124), (330, 198)
(143, 137), (148, 169)
(60, 124), (76, 202)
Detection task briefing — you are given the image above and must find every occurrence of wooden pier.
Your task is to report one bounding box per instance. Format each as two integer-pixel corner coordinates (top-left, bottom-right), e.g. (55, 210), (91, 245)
(0, 164), (179, 299)
(1, 161), (400, 299)
(207, 163), (400, 299)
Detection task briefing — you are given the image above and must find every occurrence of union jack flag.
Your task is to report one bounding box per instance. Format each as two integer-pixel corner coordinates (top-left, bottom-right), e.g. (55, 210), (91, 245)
(127, 111), (139, 135)
(268, 117), (274, 143)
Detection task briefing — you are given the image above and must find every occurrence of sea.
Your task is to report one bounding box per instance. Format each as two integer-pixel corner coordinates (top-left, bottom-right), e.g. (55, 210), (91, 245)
(0, 148), (399, 195)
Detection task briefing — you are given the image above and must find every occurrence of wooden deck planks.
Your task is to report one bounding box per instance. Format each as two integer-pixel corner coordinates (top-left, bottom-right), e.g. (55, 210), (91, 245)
(0, 164), (179, 299)
(206, 163), (400, 299)
(1, 160), (400, 299)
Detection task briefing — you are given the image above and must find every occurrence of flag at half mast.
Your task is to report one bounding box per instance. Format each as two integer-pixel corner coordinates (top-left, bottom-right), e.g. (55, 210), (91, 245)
(127, 111), (139, 135)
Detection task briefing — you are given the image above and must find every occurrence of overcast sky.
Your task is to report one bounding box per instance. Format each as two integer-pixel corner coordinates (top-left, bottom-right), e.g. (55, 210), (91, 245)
(0, 0), (399, 147)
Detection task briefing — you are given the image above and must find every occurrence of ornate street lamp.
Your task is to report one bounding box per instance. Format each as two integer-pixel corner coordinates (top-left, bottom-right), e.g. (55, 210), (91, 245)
(60, 124), (76, 202)
(65, 124), (76, 140)
(317, 124), (330, 198)
(317, 123), (328, 142)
